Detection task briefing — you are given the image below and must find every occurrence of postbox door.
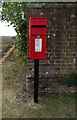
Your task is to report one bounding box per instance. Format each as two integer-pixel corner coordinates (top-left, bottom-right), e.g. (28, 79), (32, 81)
(29, 35), (46, 59)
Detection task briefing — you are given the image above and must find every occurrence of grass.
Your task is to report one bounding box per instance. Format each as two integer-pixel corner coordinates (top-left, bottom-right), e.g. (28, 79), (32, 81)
(2, 87), (76, 118)
(44, 93), (75, 118)
(2, 49), (76, 118)
(2, 64), (76, 118)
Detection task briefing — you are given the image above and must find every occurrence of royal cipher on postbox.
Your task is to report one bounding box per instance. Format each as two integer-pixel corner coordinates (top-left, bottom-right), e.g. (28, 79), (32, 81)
(29, 17), (47, 59)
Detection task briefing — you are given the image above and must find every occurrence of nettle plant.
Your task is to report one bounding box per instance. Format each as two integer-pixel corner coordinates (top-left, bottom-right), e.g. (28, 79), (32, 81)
(1, 2), (27, 61)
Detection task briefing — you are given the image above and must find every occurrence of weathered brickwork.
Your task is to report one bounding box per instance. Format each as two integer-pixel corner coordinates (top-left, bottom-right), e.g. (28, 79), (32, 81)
(26, 3), (77, 92)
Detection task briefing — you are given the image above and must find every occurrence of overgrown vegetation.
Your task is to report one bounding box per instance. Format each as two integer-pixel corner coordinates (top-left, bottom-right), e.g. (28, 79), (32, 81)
(53, 73), (77, 87)
(63, 73), (77, 87)
(1, 2), (27, 61)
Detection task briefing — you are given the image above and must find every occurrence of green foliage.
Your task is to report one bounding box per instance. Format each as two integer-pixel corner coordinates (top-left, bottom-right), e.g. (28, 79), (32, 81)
(53, 74), (65, 82)
(60, 73), (77, 87)
(38, 90), (43, 95)
(1, 2), (27, 61)
(53, 73), (77, 87)
(65, 73), (77, 87)
(4, 76), (10, 80)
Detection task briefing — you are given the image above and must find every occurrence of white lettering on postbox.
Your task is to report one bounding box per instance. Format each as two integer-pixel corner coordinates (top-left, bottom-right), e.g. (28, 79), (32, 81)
(35, 38), (42, 52)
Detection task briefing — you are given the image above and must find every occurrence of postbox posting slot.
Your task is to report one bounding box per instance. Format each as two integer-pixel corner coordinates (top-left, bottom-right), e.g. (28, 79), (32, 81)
(31, 25), (46, 35)
(32, 25), (46, 28)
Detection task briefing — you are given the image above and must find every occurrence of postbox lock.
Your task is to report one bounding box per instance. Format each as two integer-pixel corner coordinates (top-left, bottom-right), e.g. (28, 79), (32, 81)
(37, 35), (40, 38)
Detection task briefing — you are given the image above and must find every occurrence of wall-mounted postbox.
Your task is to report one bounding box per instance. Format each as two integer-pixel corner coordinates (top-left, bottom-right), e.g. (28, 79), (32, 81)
(29, 17), (47, 59)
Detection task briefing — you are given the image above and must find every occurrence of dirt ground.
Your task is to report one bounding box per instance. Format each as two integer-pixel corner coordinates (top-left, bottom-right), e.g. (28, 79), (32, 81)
(2, 37), (76, 118)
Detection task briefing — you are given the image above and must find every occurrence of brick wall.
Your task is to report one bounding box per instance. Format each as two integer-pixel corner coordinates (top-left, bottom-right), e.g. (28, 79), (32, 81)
(26, 3), (77, 92)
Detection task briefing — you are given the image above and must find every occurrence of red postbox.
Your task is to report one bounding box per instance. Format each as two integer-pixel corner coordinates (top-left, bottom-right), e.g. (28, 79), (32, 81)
(29, 17), (47, 59)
